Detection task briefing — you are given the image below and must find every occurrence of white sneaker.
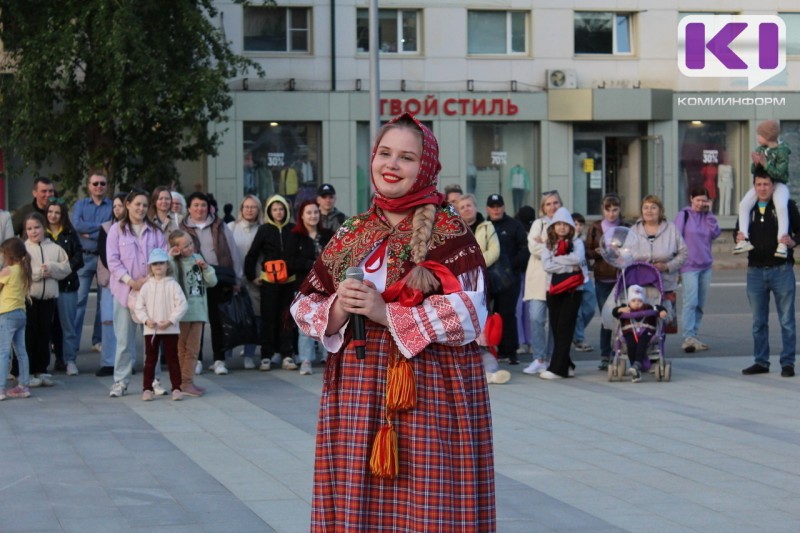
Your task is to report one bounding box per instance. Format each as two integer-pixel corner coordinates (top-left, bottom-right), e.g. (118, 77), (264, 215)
(259, 359), (272, 371)
(66, 362), (79, 376)
(152, 379), (167, 396)
(539, 370), (563, 380)
(300, 360), (313, 375)
(692, 337), (709, 351)
(627, 366), (642, 383)
(523, 360), (548, 375)
(36, 374), (54, 387)
(516, 344), (530, 355)
(195, 360), (203, 375)
(487, 369), (511, 384)
(243, 356), (256, 370)
(28, 376), (42, 388)
(92, 343), (102, 353)
(568, 367), (575, 378)
(109, 381), (126, 397)
(210, 360), (229, 375)
(681, 338), (696, 353)
(775, 242), (788, 258)
(733, 240), (754, 254)
(282, 357), (298, 370)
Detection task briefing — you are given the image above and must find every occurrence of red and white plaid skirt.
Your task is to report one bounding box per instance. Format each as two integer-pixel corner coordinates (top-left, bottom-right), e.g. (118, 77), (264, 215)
(312, 328), (496, 532)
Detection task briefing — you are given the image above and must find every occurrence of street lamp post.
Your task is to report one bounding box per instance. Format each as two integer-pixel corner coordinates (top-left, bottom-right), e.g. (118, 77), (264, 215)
(369, 0), (380, 142)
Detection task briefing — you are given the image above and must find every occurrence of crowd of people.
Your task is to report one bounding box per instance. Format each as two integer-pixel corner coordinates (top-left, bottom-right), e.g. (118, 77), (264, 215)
(0, 114), (797, 531)
(0, 173), (351, 401)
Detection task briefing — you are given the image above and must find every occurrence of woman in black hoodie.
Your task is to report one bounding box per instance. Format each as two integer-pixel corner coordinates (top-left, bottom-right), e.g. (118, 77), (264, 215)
(46, 199), (84, 376)
(245, 195), (296, 371)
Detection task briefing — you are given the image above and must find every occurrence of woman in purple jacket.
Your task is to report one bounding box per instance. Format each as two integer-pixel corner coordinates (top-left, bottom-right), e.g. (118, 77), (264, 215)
(674, 187), (721, 353)
(106, 190), (166, 397)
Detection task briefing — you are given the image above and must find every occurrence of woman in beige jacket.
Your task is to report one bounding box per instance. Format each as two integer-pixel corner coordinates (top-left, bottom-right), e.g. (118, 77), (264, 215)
(523, 191), (563, 375)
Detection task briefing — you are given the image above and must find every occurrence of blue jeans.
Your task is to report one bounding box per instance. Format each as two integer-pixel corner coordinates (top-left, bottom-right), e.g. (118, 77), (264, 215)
(516, 275), (531, 346)
(0, 309), (30, 387)
(573, 279), (597, 343)
(746, 263), (796, 368)
(297, 331), (318, 363)
(113, 298), (141, 386)
(527, 299), (552, 360)
(681, 269), (711, 339)
(56, 290), (79, 363)
(595, 280), (615, 360)
(75, 253), (102, 347)
(99, 287), (116, 368)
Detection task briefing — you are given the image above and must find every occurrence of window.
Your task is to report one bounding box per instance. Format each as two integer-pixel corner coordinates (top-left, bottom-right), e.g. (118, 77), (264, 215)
(356, 9), (419, 53)
(678, 121), (745, 217)
(243, 122), (321, 202)
(780, 13), (800, 55)
(574, 12), (633, 55)
(466, 122), (536, 213)
(243, 7), (310, 52)
(467, 11), (527, 55)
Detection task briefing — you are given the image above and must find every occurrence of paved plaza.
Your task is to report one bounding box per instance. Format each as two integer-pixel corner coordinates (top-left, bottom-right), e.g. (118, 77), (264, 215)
(2, 346), (799, 532)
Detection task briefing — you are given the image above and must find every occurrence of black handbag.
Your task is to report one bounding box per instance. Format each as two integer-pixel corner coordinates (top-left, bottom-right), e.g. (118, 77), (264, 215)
(218, 290), (259, 351)
(487, 255), (515, 294)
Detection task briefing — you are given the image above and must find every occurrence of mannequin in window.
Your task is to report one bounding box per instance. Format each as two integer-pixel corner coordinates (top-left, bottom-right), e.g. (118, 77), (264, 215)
(510, 165), (531, 213)
(296, 156), (315, 185)
(278, 164), (299, 207)
(717, 163), (733, 217)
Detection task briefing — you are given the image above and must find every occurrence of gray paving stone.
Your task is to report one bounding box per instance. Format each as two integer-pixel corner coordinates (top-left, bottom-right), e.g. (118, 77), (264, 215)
(4, 350), (800, 532)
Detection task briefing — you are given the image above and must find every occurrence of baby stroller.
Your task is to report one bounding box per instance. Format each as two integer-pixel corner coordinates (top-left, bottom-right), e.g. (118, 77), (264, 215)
(602, 262), (672, 382)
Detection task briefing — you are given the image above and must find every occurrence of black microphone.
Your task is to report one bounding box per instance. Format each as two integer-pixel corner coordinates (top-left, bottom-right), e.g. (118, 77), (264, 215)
(345, 266), (366, 360)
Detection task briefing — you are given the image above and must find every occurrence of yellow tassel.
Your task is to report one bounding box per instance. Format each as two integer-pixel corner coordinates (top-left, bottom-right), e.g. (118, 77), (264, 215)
(386, 356), (416, 411)
(369, 424), (398, 478)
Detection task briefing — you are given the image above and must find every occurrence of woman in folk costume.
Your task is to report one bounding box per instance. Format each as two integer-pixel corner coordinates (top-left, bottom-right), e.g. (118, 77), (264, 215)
(291, 113), (495, 532)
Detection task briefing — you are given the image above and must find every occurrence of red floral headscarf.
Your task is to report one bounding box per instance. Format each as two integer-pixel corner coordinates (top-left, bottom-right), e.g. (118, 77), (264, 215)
(370, 113), (445, 213)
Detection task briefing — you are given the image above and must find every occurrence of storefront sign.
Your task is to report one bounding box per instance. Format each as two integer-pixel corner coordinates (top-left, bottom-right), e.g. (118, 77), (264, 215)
(381, 97), (519, 117)
(590, 171), (602, 189)
(583, 158), (594, 173)
(491, 151), (508, 165)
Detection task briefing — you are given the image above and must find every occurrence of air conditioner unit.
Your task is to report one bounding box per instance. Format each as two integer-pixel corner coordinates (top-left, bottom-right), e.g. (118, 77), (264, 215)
(546, 69), (577, 89)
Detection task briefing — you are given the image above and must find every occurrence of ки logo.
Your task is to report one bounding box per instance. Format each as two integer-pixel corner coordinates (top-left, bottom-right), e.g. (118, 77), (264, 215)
(678, 15), (785, 89)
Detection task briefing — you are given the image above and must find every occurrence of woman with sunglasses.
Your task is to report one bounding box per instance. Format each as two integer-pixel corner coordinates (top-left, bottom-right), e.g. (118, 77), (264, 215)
(46, 198), (84, 376)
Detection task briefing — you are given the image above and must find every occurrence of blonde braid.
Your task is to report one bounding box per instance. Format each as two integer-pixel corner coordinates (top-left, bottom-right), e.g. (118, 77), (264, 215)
(404, 204), (440, 294)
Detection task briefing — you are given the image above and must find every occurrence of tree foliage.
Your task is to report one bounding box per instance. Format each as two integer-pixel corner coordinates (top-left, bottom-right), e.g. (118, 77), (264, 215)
(0, 1), (262, 193)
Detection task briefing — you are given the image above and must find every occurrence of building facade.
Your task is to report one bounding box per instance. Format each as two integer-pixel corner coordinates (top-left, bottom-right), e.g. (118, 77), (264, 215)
(8, 1), (800, 227)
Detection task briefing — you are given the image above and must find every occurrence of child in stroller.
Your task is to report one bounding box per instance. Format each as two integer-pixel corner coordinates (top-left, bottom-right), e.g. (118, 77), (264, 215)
(612, 284), (667, 382)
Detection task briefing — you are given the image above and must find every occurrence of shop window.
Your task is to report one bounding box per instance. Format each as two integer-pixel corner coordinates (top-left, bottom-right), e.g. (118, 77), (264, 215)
(356, 9), (419, 53)
(678, 121), (745, 217)
(243, 122), (321, 209)
(466, 122), (536, 215)
(574, 12), (633, 55)
(780, 13), (800, 55)
(244, 7), (310, 52)
(467, 11), (527, 55)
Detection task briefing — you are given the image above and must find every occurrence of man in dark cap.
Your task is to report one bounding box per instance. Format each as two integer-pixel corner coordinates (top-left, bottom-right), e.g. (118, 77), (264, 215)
(486, 194), (529, 364)
(317, 183), (347, 232)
